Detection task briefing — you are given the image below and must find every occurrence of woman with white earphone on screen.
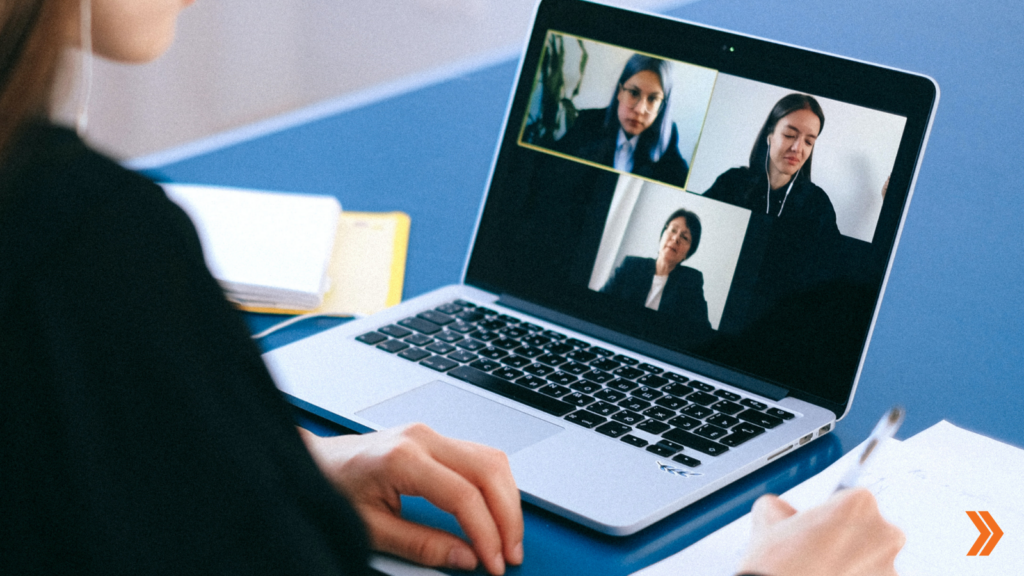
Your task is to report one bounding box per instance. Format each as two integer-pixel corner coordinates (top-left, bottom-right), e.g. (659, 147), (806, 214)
(703, 93), (840, 239)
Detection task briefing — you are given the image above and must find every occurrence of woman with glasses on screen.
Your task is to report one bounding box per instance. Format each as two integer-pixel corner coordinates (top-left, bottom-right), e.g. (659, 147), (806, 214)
(0, 3), (902, 575)
(554, 54), (689, 188)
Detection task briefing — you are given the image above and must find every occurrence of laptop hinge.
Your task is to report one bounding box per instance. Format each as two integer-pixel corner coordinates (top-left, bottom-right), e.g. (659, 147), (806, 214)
(497, 294), (789, 402)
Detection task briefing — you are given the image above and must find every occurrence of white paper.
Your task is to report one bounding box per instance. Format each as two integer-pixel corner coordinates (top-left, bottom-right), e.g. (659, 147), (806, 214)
(164, 183), (341, 310)
(632, 421), (1024, 576)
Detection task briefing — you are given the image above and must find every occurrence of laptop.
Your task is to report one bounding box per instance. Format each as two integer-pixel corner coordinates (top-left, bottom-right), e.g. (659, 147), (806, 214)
(263, 0), (938, 535)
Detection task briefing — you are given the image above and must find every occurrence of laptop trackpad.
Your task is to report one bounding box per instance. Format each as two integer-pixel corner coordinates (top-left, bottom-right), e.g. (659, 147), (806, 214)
(356, 381), (563, 455)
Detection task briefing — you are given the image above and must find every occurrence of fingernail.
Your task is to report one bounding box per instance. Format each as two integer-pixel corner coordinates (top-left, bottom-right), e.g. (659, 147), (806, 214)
(491, 552), (506, 575)
(511, 542), (524, 565)
(446, 546), (477, 571)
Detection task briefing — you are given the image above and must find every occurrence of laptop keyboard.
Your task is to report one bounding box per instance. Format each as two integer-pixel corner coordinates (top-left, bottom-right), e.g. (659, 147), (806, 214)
(355, 300), (795, 469)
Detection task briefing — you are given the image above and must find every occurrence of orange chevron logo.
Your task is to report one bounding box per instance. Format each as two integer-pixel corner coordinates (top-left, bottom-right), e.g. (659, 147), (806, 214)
(966, 511), (1003, 556)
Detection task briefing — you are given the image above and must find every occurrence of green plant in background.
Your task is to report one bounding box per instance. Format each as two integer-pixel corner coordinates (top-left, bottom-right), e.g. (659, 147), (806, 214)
(523, 34), (588, 146)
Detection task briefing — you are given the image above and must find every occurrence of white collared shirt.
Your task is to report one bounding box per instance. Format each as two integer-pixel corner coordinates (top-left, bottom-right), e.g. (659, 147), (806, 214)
(645, 274), (668, 311)
(614, 129), (639, 173)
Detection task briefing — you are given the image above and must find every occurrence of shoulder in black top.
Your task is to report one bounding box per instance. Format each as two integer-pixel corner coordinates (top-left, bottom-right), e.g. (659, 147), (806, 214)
(0, 123), (370, 575)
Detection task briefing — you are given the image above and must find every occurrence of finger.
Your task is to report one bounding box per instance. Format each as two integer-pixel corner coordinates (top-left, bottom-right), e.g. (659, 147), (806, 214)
(364, 508), (481, 572)
(419, 431), (524, 564)
(751, 494), (797, 530)
(385, 439), (507, 575)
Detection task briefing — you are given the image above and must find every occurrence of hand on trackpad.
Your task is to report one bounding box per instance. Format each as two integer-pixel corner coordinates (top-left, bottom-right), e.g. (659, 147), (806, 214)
(356, 381), (563, 455)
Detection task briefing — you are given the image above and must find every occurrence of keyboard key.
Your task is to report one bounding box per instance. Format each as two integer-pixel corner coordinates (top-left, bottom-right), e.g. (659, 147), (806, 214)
(539, 384), (571, 398)
(766, 408), (795, 420)
(594, 388), (627, 402)
(720, 428), (763, 447)
(470, 330), (499, 342)
(564, 410), (606, 429)
(377, 339), (410, 353)
(356, 331), (387, 344)
(694, 424), (729, 440)
(655, 396), (687, 411)
(581, 370), (614, 384)
(618, 397), (651, 412)
(540, 329), (566, 340)
(621, 435), (649, 448)
(398, 316), (442, 335)
(545, 342), (574, 355)
(404, 333), (433, 346)
(646, 443), (677, 457)
(611, 410), (643, 426)
(435, 303), (463, 315)
(637, 374), (668, 388)
(569, 381), (601, 394)
(608, 378), (638, 393)
(672, 453), (702, 467)
(612, 354), (639, 366)
(706, 413), (740, 428)
(590, 358), (621, 372)
(587, 401), (620, 417)
(418, 310), (454, 325)
(563, 392), (595, 407)
(453, 299), (476, 308)
(421, 356), (459, 372)
(492, 367), (523, 381)
(515, 375), (547, 389)
(662, 428), (730, 456)
(642, 406), (675, 421)
(681, 404), (713, 419)
(448, 365), (574, 417)
(741, 398), (769, 411)
(479, 319), (506, 331)
(478, 346), (508, 360)
(425, 341), (455, 354)
(524, 363), (555, 377)
(495, 314), (519, 324)
(637, 419), (671, 435)
(522, 335), (551, 348)
(714, 389), (741, 402)
(664, 372), (689, 383)
(470, 359), (501, 372)
(379, 325), (412, 338)
(516, 345), (544, 358)
(500, 326), (529, 339)
(565, 338), (590, 349)
(566, 350), (597, 363)
(637, 363), (663, 374)
(595, 422), (631, 438)
(447, 349), (478, 363)
(738, 409), (784, 429)
(448, 321), (475, 334)
(685, 391), (718, 406)
(663, 382), (694, 398)
(501, 354), (532, 369)
(613, 366), (645, 380)
(398, 348), (431, 362)
(492, 337), (521, 350)
(546, 372), (577, 386)
(536, 353), (567, 367)
(456, 339), (486, 352)
(632, 386), (663, 402)
(590, 346), (615, 357)
(667, 415), (701, 430)
(561, 361), (591, 375)
(733, 422), (766, 436)
(711, 400), (744, 415)
(688, 381), (715, 392)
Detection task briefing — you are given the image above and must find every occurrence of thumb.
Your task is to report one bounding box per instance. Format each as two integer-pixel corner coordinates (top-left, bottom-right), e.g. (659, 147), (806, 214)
(751, 494), (798, 530)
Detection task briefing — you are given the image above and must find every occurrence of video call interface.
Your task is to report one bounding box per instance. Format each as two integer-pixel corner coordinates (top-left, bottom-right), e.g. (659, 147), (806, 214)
(469, 31), (912, 405)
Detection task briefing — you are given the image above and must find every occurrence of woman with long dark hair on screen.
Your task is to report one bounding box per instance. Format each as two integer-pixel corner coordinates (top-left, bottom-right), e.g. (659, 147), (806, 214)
(555, 53), (690, 188)
(0, 2), (902, 575)
(704, 93), (839, 239)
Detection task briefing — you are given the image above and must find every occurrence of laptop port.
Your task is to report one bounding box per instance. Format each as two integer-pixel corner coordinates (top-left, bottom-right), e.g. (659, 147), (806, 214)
(818, 423), (833, 435)
(767, 444), (795, 462)
(799, 433), (814, 445)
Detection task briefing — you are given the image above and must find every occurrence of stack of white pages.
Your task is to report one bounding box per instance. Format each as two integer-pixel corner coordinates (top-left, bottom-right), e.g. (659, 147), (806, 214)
(163, 183), (341, 311)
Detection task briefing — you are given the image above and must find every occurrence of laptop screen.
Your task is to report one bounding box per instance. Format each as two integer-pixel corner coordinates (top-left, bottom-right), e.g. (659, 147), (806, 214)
(465, 0), (937, 416)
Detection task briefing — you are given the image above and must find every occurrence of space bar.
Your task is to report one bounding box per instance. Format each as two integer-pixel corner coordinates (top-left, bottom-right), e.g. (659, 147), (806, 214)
(448, 365), (575, 417)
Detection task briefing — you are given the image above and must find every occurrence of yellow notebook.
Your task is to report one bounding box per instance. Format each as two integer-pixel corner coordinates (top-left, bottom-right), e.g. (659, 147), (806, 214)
(239, 211), (410, 317)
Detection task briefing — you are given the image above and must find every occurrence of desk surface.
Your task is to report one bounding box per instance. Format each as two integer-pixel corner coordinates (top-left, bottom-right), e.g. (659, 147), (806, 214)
(149, 0), (1024, 573)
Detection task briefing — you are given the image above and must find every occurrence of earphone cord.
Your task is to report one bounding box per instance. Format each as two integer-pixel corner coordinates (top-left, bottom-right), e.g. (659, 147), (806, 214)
(764, 141), (796, 217)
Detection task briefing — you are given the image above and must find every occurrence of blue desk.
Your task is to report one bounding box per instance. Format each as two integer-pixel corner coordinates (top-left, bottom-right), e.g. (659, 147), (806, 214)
(147, 0), (1024, 573)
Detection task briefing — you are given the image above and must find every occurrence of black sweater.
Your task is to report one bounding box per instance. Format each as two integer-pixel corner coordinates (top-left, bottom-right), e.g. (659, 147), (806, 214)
(0, 124), (370, 575)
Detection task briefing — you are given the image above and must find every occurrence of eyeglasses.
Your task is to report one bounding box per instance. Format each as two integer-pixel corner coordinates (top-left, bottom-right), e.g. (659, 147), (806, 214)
(619, 84), (664, 113)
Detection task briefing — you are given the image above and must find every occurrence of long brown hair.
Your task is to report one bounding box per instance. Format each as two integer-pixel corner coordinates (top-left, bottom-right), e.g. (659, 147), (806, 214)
(0, 0), (75, 162)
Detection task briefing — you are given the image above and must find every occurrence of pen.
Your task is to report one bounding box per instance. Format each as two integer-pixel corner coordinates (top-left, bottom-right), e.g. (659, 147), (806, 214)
(834, 406), (905, 492)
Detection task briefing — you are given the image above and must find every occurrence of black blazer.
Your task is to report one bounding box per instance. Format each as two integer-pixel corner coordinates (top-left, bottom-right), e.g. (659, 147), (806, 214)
(601, 256), (711, 330)
(554, 108), (689, 188)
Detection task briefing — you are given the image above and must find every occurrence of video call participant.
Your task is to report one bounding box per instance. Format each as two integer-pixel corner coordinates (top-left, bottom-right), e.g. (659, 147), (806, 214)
(555, 54), (690, 188)
(702, 93), (838, 239)
(1, 2), (904, 576)
(601, 209), (711, 331)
